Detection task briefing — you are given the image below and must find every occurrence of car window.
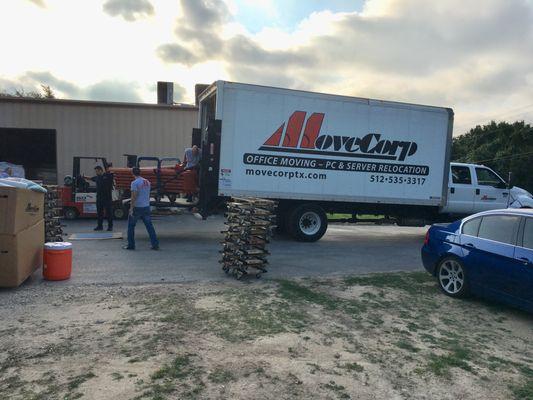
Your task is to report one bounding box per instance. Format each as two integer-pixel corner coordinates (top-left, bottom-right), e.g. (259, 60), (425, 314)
(462, 217), (481, 236)
(451, 166), (471, 184)
(475, 168), (504, 187)
(523, 218), (533, 250)
(478, 215), (520, 245)
(452, 166), (472, 185)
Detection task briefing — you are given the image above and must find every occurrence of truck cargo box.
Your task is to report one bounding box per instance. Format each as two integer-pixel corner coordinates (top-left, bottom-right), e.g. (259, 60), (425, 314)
(199, 81), (453, 208)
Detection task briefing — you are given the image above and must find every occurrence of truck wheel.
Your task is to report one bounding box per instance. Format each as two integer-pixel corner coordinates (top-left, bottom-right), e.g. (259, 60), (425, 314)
(288, 204), (328, 242)
(63, 207), (78, 220)
(113, 207), (127, 220)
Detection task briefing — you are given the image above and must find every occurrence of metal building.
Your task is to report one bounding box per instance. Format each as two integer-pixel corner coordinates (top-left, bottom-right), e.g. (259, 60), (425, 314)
(0, 96), (198, 184)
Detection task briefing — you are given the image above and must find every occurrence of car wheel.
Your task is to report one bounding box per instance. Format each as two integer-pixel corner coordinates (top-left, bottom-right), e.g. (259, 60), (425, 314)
(63, 207), (78, 220)
(288, 204), (328, 242)
(437, 257), (468, 298)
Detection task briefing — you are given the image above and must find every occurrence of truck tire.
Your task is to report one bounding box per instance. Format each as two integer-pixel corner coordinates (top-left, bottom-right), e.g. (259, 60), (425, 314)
(287, 204), (328, 242)
(63, 207), (78, 220)
(113, 206), (127, 220)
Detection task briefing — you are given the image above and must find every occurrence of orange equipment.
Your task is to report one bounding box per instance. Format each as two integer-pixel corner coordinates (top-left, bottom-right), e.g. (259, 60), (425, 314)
(111, 164), (186, 195)
(43, 242), (72, 281)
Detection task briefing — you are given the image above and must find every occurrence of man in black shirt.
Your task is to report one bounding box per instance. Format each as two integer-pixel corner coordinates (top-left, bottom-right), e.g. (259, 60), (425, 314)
(89, 165), (114, 231)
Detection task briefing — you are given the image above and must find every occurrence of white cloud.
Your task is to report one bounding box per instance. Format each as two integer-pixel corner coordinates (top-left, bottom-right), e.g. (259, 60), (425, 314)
(2, 0), (533, 134)
(103, 0), (155, 21)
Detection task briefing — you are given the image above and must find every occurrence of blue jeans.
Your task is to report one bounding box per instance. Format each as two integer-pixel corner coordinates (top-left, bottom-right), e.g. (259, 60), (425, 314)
(127, 207), (159, 248)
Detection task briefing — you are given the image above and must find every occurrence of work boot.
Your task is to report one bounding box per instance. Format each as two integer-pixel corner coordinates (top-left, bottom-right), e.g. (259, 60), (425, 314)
(151, 245), (160, 251)
(122, 245), (135, 250)
(94, 226), (103, 231)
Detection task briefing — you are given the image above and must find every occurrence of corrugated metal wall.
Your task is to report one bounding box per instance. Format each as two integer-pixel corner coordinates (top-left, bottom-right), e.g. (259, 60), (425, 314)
(0, 99), (198, 183)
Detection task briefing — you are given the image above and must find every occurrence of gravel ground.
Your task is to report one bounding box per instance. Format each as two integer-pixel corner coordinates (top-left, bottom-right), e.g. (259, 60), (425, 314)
(1, 272), (531, 400)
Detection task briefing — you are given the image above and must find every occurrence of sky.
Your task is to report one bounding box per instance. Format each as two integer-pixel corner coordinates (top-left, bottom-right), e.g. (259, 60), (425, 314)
(1, 0), (533, 135)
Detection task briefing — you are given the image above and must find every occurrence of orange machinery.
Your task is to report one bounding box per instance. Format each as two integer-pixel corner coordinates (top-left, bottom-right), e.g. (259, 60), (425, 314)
(110, 156), (198, 204)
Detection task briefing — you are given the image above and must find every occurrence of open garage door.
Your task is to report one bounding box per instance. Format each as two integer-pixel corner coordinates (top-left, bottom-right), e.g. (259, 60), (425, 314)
(0, 128), (57, 184)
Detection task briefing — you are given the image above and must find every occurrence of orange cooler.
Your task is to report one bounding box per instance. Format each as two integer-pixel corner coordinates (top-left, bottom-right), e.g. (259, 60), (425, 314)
(43, 242), (72, 281)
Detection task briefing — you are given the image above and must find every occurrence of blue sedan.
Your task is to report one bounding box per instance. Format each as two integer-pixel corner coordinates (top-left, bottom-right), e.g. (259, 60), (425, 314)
(421, 209), (533, 313)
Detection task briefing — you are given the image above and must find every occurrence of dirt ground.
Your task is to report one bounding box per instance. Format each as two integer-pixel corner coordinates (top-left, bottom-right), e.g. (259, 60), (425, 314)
(1, 272), (531, 400)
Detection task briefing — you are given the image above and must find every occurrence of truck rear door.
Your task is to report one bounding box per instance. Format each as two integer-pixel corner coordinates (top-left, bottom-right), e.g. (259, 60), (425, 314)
(473, 167), (509, 211)
(197, 85), (222, 217)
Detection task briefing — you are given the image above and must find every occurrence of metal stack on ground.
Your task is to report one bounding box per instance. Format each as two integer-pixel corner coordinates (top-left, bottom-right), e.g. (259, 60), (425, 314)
(43, 185), (63, 242)
(220, 198), (277, 280)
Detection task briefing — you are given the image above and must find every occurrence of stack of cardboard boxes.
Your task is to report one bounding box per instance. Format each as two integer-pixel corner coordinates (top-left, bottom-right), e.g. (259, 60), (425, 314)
(0, 186), (45, 287)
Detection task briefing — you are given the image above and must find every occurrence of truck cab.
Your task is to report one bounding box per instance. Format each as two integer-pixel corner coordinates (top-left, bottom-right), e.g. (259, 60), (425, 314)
(441, 162), (532, 216)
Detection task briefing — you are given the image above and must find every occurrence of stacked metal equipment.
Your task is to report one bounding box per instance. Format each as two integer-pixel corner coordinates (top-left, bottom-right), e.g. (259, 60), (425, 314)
(220, 198), (277, 279)
(43, 185), (63, 242)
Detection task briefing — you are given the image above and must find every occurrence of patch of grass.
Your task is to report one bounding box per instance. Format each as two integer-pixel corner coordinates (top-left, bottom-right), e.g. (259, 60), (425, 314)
(344, 272), (434, 295)
(340, 362), (364, 373)
(321, 380), (350, 399)
(427, 346), (473, 377)
(307, 363), (322, 375)
(30, 341), (79, 359)
(395, 339), (420, 353)
(202, 290), (309, 342)
(406, 322), (420, 332)
(207, 368), (235, 384)
(510, 379), (533, 400)
(143, 355), (205, 400)
(111, 372), (124, 381)
(277, 280), (339, 310)
(419, 333), (438, 345)
(67, 372), (96, 391)
(151, 355), (196, 380)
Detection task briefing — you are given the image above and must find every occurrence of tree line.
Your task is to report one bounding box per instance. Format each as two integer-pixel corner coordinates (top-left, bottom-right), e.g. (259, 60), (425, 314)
(0, 84), (55, 99)
(452, 121), (533, 193)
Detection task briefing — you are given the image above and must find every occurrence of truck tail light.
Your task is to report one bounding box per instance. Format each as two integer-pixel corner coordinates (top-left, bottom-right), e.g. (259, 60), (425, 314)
(424, 230), (430, 245)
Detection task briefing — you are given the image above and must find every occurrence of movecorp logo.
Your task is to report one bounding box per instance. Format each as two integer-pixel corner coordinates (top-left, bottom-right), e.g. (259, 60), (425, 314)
(243, 111), (429, 177)
(259, 111), (418, 161)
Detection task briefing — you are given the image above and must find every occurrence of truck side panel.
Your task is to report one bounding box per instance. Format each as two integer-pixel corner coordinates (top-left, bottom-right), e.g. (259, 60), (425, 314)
(216, 82), (452, 207)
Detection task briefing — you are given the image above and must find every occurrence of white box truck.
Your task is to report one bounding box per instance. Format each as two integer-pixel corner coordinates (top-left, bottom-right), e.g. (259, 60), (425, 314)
(194, 81), (531, 241)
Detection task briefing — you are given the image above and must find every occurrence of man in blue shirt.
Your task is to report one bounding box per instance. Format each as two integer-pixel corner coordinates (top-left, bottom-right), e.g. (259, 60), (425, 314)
(123, 167), (159, 250)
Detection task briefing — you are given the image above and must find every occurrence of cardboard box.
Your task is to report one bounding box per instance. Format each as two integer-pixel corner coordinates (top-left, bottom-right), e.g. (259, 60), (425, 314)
(0, 220), (44, 288)
(0, 186), (44, 234)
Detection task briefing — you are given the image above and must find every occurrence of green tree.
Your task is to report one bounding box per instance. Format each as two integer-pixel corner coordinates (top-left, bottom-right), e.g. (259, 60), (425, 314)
(452, 121), (533, 193)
